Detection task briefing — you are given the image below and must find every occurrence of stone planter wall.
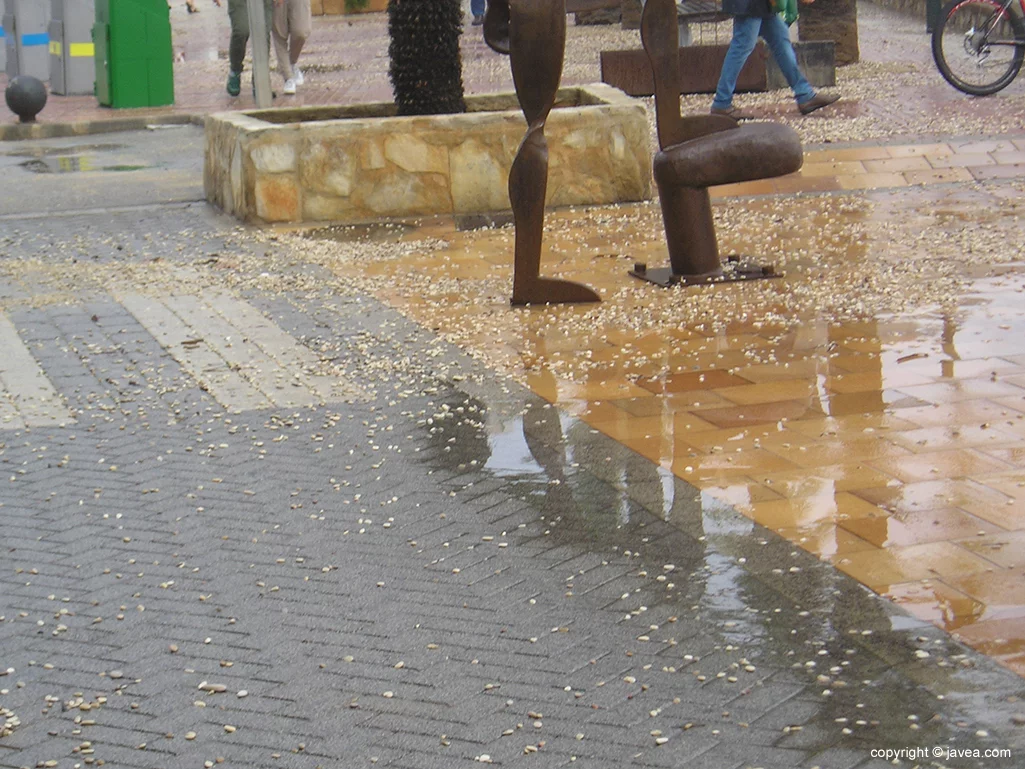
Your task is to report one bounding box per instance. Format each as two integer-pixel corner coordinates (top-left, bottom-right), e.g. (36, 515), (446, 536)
(204, 85), (653, 225)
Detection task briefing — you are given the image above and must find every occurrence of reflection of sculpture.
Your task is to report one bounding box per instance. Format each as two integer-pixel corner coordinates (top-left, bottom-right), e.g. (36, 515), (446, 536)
(632, 0), (804, 287)
(484, 0), (601, 306)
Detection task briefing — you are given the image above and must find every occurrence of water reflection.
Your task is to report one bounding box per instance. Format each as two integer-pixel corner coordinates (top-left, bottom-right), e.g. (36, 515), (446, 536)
(461, 389), (1005, 756)
(6, 143), (127, 158)
(19, 157), (148, 174)
(360, 176), (1025, 680)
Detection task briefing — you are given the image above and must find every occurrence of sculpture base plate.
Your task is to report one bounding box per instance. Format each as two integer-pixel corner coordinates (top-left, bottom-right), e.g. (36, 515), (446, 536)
(629, 258), (782, 288)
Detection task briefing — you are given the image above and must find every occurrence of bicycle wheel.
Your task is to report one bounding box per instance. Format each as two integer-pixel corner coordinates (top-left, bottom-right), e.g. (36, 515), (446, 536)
(932, 0), (1025, 95)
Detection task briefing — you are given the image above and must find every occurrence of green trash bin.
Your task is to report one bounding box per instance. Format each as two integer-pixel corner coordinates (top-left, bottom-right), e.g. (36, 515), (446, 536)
(93, 0), (173, 107)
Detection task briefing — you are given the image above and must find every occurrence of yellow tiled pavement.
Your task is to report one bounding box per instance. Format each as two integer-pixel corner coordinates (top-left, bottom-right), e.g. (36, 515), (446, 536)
(707, 137), (1025, 196)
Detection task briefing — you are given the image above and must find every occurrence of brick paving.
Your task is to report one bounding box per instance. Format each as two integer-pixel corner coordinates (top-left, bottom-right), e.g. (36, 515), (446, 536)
(2, 142), (1025, 767)
(4, 3), (1025, 768)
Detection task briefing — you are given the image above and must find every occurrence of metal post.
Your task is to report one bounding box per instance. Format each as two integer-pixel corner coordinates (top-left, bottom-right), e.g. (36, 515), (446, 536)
(926, 0), (941, 33)
(247, 0), (271, 108)
(0, 0), (7, 72)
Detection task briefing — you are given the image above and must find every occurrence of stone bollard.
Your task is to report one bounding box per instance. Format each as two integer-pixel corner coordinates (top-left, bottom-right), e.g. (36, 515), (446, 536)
(5, 75), (48, 122)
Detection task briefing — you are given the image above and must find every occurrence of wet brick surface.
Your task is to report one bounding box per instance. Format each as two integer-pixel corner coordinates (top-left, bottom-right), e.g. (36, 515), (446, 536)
(1, 202), (1025, 768)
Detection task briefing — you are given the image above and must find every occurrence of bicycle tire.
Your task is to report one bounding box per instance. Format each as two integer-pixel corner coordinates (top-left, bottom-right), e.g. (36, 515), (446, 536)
(932, 0), (1025, 96)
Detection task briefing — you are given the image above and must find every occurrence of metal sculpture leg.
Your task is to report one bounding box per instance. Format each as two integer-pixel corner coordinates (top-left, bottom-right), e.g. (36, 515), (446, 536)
(657, 183), (721, 280)
(628, 0), (801, 289)
(485, 0), (600, 306)
(633, 179), (779, 286)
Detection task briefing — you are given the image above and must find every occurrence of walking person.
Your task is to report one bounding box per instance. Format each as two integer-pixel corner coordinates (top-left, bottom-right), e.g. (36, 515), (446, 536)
(273, 0), (312, 95)
(226, 0), (274, 97)
(710, 0), (839, 119)
(471, 0), (486, 25)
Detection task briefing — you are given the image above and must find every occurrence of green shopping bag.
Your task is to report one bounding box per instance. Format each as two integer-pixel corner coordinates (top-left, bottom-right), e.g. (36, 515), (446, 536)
(772, 0), (798, 26)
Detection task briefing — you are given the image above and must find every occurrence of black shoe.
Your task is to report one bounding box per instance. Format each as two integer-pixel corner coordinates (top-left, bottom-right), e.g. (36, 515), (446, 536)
(799, 93), (840, 115)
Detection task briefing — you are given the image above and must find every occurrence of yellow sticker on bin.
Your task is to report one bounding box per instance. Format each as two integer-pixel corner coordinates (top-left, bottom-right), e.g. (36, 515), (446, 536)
(69, 43), (94, 58)
(49, 41), (62, 56)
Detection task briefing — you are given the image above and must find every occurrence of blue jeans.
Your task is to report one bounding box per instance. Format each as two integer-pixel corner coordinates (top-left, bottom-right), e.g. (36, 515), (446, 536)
(712, 14), (815, 110)
(471, 0), (485, 16)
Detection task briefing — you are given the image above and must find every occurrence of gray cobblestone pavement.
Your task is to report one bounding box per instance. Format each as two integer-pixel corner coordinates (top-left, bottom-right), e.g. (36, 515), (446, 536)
(3, 128), (1025, 769)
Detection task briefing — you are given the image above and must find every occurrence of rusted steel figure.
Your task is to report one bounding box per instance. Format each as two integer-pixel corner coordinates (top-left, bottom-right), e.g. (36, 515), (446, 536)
(636, 0), (803, 285)
(484, 0), (601, 305)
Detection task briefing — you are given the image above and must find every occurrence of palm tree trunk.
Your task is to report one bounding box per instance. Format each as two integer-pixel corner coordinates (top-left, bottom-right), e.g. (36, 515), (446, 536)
(388, 0), (466, 115)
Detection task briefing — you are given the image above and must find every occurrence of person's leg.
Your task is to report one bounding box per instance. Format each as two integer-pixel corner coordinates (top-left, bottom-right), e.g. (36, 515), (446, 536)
(471, 0), (486, 19)
(228, 0), (250, 75)
(758, 14), (815, 105)
(263, 0), (275, 49)
(272, 0), (294, 81)
(288, 0), (312, 66)
(226, 0), (249, 95)
(711, 15), (761, 111)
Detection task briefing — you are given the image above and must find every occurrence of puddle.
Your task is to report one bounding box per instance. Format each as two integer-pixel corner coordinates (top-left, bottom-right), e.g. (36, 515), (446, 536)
(301, 222), (417, 244)
(10, 143), (150, 174)
(19, 158), (149, 174)
(455, 212), (515, 232)
(6, 143), (125, 158)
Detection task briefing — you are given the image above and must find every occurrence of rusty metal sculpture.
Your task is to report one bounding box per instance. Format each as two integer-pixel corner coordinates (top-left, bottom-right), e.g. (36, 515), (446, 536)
(630, 0), (804, 287)
(484, 0), (601, 306)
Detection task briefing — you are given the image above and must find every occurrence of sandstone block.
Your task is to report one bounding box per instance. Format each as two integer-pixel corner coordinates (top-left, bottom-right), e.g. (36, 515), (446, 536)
(255, 175), (300, 222)
(361, 141), (386, 170)
(304, 193), (357, 221)
(363, 173), (451, 217)
(450, 142), (508, 213)
(251, 142), (297, 174)
(301, 139), (357, 197)
(385, 134), (448, 175)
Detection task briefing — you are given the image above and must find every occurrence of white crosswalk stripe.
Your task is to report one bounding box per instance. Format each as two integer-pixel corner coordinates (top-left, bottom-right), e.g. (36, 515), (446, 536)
(120, 289), (363, 412)
(0, 314), (75, 429)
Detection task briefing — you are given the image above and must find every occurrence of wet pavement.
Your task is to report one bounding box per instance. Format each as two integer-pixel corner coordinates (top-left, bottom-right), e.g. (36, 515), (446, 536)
(325, 174), (1025, 675)
(0, 129), (204, 216)
(4, 2), (1025, 767)
(3, 130), (1025, 768)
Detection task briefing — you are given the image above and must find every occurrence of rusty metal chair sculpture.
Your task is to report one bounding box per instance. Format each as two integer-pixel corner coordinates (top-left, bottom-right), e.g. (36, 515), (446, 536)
(631, 0), (804, 287)
(484, 0), (601, 306)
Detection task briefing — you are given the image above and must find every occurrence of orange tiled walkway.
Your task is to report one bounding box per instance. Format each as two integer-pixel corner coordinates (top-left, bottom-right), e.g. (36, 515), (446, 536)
(714, 137), (1025, 197)
(709, 143), (1025, 674)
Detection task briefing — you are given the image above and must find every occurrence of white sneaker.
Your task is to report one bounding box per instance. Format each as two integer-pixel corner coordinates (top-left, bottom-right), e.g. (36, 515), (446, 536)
(293, 66), (304, 86)
(283, 78), (296, 95)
